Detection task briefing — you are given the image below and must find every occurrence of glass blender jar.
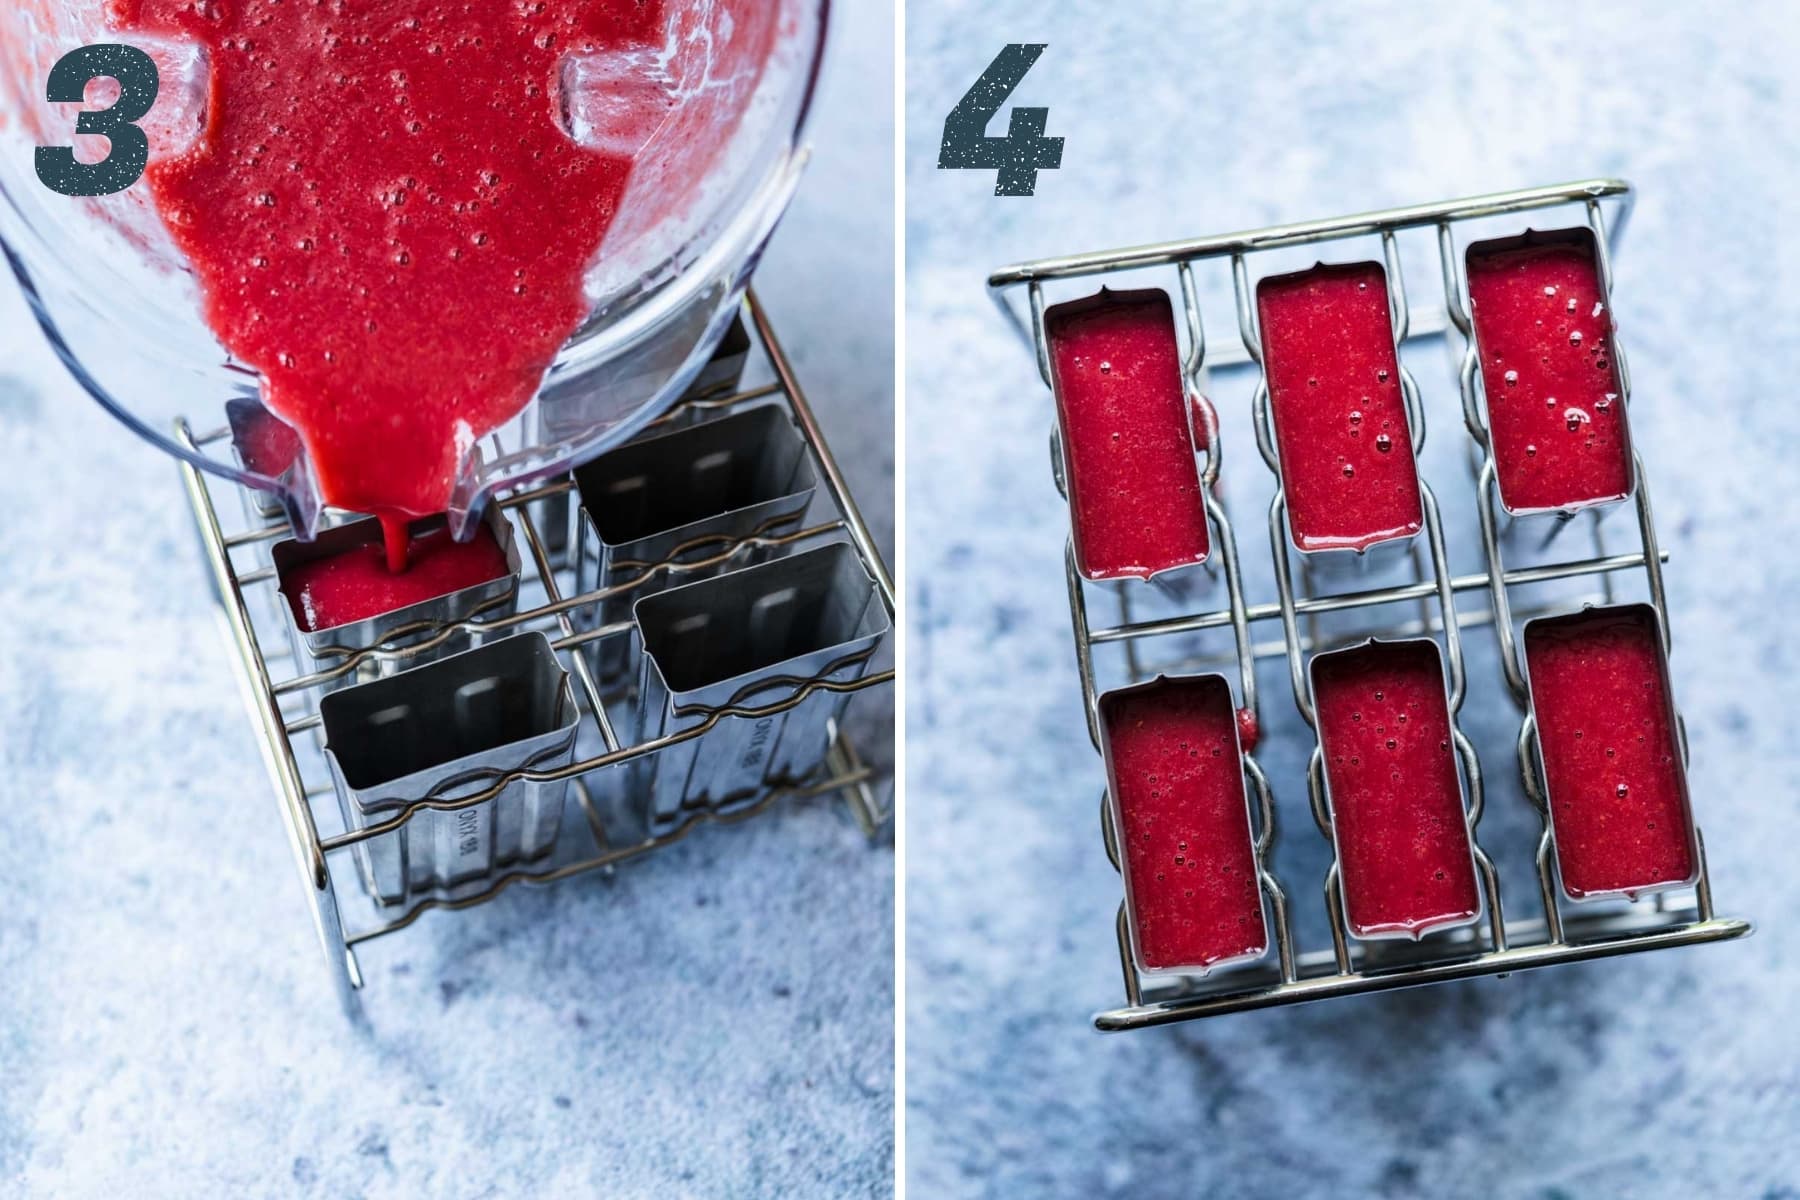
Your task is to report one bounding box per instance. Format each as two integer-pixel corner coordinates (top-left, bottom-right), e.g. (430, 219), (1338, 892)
(0, 0), (828, 539)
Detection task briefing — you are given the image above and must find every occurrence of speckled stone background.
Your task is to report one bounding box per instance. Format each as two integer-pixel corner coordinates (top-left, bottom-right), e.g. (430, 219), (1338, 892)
(906, 3), (1798, 1198)
(0, 5), (893, 1197)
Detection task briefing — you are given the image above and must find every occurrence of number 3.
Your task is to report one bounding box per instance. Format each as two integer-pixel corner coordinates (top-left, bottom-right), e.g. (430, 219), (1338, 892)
(35, 44), (161, 198)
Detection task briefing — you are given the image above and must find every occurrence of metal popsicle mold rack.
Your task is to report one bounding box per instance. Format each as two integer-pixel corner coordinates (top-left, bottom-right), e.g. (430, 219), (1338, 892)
(177, 290), (893, 1016)
(987, 179), (1752, 1030)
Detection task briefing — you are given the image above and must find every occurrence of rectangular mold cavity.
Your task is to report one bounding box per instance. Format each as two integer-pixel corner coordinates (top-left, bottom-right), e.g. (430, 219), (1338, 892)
(632, 542), (888, 833)
(534, 315), (757, 559)
(1466, 227), (1635, 516)
(272, 506), (522, 695)
(1311, 638), (1481, 941)
(1098, 674), (1268, 976)
(1045, 287), (1211, 583)
(1522, 603), (1699, 901)
(682, 311), (753, 408)
(572, 404), (817, 681)
(1256, 261), (1423, 557)
(320, 632), (578, 907)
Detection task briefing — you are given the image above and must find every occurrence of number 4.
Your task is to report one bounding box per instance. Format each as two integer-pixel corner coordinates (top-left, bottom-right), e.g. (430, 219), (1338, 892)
(938, 44), (1063, 198)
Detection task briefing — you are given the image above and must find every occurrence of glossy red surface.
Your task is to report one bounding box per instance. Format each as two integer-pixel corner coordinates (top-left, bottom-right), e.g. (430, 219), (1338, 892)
(1235, 706), (1260, 754)
(1047, 288), (1209, 581)
(1314, 640), (1480, 939)
(1257, 261), (1422, 553)
(281, 518), (509, 632)
(1525, 606), (1696, 899)
(1466, 228), (1633, 513)
(111, 0), (773, 558)
(1102, 675), (1266, 973)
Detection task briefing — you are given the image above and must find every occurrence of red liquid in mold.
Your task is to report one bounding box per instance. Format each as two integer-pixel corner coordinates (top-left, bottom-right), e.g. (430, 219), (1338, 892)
(1257, 262), (1422, 553)
(1046, 288), (1209, 581)
(1101, 675), (1266, 973)
(1524, 605), (1696, 899)
(1466, 228), (1633, 513)
(282, 518), (509, 632)
(1313, 640), (1479, 939)
(109, 0), (776, 566)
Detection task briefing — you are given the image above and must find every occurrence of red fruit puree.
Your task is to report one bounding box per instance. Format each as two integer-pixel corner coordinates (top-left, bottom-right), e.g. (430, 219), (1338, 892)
(1235, 706), (1260, 754)
(1101, 675), (1266, 973)
(1046, 288), (1209, 581)
(1313, 640), (1479, 939)
(1524, 605), (1696, 899)
(1466, 228), (1633, 514)
(109, 0), (775, 567)
(1257, 262), (1422, 553)
(282, 518), (509, 632)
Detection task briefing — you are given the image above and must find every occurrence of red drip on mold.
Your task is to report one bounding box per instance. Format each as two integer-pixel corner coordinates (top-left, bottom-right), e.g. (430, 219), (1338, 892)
(1235, 707), (1260, 754)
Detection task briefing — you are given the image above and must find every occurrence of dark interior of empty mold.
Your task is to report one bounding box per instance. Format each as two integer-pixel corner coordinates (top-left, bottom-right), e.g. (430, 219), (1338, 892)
(635, 544), (885, 693)
(320, 635), (570, 789)
(574, 404), (813, 544)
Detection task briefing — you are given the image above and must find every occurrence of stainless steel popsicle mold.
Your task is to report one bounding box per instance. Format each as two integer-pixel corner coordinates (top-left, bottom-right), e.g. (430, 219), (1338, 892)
(1462, 226), (1639, 540)
(990, 179), (1751, 1030)
(571, 402), (817, 683)
(1250, 258), (1428, 583)
(1516, 602), (1701, 907)
(674, 311), (754, 422)
(173, 293), (892, 1016)
(271, 503), (523, 698)
(1095, 672), (1273, 981)
(533, 313), (755, 559)
(321, 632), (578, 907)
(632, 542), (887, 832)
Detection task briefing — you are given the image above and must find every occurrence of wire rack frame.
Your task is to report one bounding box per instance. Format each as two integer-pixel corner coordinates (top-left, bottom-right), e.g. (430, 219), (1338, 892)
(988, 179), (1751, 1030)
(176, 289), (894, 1018)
